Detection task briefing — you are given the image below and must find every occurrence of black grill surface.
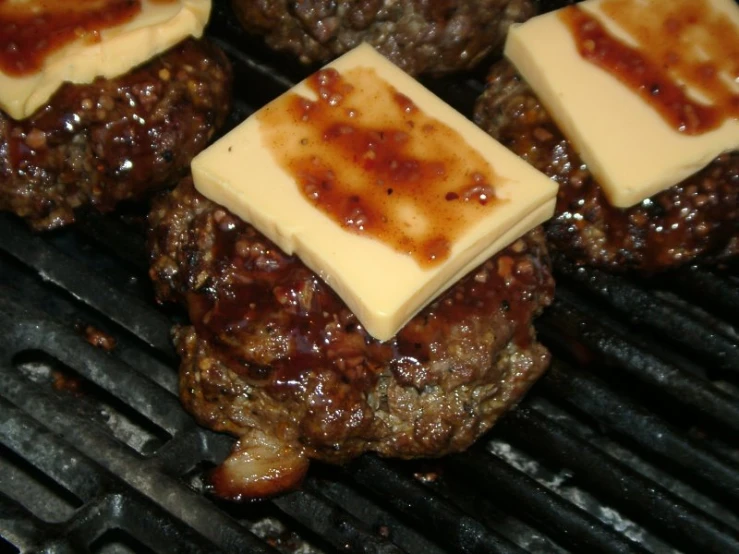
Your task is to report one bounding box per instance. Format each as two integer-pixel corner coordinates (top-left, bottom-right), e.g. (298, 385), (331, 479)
(1, 3), (738, 553)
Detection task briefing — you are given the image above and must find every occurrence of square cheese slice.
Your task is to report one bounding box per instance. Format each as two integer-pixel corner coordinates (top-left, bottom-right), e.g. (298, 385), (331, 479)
(191, 43), (556, 341)
(505, 0), (739, 208)
(0, 0), (211, 120)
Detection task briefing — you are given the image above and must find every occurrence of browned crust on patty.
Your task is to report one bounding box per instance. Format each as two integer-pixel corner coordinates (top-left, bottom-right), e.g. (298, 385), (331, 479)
(0, 38), (232, 230)
(148, 177), (553, 496)
(231, 0), (536, 75)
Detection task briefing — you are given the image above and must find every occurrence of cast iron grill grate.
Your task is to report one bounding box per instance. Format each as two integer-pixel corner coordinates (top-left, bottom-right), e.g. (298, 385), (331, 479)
(1, 3), (737, 553)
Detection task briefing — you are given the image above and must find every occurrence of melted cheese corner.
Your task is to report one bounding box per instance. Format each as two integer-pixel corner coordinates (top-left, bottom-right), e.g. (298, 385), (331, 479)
(0, 0), (211, 120)
(505, 0), (739, 208)
(191, 44), (557, 342)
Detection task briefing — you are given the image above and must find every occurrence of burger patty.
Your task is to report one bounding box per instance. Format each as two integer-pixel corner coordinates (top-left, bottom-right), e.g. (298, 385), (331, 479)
(0, 38), (232, 231)
(231, 0), (536, 76)
(474, 60), (739, 273)
(148, 177), (554, 499)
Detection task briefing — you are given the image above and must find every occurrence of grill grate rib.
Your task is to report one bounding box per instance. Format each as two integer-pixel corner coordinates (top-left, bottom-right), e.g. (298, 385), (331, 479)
(540, 295), (739, 432)
(348, 456), (526, 554)
(0, 215), (173, 355)
(444, 449), (650, 554)
(498, 408), (739, 553)
(0, 2), (737, 553)
(272, 488), (406, 554)
(554, 259), (739, 376)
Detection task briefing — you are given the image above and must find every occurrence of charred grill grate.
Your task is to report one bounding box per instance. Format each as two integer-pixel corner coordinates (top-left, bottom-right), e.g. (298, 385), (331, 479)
(1, 3), (738, 553)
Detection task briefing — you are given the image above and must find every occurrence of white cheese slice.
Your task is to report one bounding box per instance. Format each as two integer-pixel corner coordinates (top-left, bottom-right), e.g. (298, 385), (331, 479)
(505, 0), (739, 208)
(0, 0), (211, 120)
(191, 43), (557, 342)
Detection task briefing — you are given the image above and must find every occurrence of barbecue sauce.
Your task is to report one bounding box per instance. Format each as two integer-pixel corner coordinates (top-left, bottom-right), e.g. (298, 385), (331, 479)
(561, 0), (739, 134)
(0, 0), (175, 76)
(189, 194), (551, 391)
(259, 66), (503, 268)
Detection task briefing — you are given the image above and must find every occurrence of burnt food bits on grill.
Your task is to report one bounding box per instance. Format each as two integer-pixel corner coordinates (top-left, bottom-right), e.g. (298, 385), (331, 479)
(148, 45), (557, 499)
(230, 0), (536, 75)
(474, 0), (739, 273)
(0, 1), (232, 231)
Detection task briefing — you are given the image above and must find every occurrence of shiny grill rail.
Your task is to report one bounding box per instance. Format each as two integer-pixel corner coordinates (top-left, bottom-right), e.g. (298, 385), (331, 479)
(1, 3), (738, 553)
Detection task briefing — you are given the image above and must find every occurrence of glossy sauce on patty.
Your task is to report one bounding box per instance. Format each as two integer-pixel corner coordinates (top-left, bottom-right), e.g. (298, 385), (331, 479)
(183, 196), (550, 390)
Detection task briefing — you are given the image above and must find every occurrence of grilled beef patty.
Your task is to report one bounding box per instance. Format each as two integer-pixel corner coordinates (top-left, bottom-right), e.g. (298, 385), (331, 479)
(230, 0), (536, 76)
(148, 177), (554, 499)
(474, 60), (739, 273)
(0, 38), (232, 231)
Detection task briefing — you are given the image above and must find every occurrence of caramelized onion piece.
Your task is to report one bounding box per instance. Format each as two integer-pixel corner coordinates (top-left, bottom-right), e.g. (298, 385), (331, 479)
(209, 432), (309, 500)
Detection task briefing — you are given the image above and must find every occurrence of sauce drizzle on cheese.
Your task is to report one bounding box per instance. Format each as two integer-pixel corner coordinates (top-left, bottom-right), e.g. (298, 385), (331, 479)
(561, 0), (739, 134)
(0, 0), (175, 76)
(259, 66), (502, 268)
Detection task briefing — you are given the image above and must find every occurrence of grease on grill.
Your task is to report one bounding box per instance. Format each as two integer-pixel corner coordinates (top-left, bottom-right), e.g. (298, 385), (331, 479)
(561, 0), (739, 134)
(259, 66), (502, 268)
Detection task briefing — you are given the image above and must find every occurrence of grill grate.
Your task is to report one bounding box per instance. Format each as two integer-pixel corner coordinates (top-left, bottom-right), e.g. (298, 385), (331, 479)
(1, 2), (738, 553)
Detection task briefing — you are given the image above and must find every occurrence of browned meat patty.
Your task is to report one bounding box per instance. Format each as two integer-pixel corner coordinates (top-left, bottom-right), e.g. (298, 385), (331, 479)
(0, 38), (232, 231)
(230, 0), (536, 76)
(148, 177), (554, 499)
(474, 60), (739, 274)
